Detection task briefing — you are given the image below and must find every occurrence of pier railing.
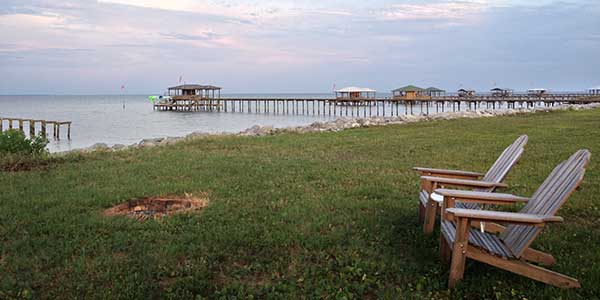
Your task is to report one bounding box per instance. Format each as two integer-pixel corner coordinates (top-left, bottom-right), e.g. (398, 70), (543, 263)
(0, 117), (71, 140)
(153, 94), (600, 117)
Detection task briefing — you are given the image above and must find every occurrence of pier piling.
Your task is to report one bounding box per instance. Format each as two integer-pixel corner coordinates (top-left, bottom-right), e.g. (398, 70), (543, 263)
(151, 94), (597, 118)
(0, 117), (71, 141)
(29, 120), (35, 137)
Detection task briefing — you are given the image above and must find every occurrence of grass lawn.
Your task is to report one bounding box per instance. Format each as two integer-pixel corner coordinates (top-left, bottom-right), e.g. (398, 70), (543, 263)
(1, 109), (599, 300)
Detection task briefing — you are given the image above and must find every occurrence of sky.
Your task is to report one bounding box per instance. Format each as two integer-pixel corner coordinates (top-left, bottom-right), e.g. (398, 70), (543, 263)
(0, 0), (599, 94)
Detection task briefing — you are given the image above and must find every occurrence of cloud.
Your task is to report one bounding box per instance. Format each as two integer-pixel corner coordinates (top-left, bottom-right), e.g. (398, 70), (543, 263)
(160, 31), (219, 41)
(378, 2), (485, 22)
(311, 9), (354, 17)
(98, 0), (291, 20)
(0, 0), (599, 93)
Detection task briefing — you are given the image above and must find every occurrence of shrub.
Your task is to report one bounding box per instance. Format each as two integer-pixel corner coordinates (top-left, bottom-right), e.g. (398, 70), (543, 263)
(0, 129), (48, 155)
(0, 130), (51, 171)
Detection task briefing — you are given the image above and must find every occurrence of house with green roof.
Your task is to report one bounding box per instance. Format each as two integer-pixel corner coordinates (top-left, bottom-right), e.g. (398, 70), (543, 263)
(392, 85), (428, 100)
(424, 87), (446, 97)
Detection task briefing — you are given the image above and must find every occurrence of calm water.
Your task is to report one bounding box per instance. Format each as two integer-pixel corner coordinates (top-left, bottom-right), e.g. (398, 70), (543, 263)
(0, 94), (344, 152)
(1, 93), (552, 152)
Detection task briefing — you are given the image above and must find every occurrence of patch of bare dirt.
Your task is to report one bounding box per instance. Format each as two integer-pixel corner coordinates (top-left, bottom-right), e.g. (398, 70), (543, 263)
(104, 194), (208, 221)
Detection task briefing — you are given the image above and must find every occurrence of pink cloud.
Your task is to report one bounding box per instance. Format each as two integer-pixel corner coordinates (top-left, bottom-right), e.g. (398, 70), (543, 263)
(380, 2), (485, 21)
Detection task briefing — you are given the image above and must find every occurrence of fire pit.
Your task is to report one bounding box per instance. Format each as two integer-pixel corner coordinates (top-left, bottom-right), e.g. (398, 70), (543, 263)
(104, 194), (208, 221)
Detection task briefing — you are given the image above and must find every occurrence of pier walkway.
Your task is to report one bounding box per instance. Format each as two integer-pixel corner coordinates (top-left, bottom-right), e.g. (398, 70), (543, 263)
(154, 94), (600, 117)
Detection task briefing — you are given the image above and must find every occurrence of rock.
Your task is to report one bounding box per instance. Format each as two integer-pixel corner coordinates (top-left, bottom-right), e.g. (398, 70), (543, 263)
(159, 137), (183, 146)
(239, 125), (274, 136)
(112, 144), (126, 151)
(258, 126), (274, 136)
(186, 132), (210, 139)
(89, 143), (110, 151)
(139, 138), (163, 148)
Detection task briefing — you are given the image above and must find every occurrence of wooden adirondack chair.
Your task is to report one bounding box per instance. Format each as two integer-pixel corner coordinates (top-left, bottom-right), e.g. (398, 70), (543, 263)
(437, 149), (591, 288)
(414, 135), (528, 234)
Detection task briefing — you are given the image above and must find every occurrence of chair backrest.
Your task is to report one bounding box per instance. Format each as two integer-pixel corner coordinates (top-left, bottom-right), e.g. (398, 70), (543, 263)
(481, 135), (529, 184)
(501, 149), (591, 257)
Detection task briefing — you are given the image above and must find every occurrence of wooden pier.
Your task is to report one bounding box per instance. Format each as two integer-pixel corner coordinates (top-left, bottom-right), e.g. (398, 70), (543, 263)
(0, 117), (72, 140)
(153, 94), (600, 117)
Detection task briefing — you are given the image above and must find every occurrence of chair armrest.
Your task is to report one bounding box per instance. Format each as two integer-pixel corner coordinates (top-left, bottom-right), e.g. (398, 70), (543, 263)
(446, 208), (563, 224)
(421, 176), (508, 189)
(413, 167), (484, 178)
(434, 189), (529, 205)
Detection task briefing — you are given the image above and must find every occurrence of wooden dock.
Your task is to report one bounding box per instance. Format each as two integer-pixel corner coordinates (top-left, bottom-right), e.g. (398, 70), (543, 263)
(153, 94), (600, 117)
(0, 117), (72, 140)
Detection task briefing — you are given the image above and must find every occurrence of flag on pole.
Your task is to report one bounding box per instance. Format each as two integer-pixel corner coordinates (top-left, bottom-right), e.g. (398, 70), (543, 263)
(121, 85), (126, 109)
(179, 76), (183, 84)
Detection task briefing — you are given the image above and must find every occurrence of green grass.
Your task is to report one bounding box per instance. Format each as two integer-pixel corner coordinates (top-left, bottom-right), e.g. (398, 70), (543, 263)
(1, 109), (600, 299)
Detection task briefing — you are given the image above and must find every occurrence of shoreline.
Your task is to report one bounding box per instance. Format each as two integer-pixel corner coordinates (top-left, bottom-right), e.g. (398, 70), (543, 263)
(60, 103), (600, 155)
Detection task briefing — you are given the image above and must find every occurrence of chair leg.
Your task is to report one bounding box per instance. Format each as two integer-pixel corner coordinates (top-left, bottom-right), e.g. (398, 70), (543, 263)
(448, 218), (470, 288)
(423, 201), (438, 234)
(439, 234), (452, 266)
(419, 180), (434, 225)
(418, 202), (426, 223)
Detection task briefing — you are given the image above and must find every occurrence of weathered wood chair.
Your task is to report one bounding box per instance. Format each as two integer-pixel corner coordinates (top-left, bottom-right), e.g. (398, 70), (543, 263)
(437, 149), (591, 288)
(414, 135), (528, 234)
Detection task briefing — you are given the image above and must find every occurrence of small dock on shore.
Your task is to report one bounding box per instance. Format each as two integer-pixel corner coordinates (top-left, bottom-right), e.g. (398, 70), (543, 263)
(0, 117), (72, 140)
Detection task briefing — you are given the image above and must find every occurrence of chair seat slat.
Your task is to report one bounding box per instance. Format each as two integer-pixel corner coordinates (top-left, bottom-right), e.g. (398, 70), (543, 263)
(442, 221), (514, 258)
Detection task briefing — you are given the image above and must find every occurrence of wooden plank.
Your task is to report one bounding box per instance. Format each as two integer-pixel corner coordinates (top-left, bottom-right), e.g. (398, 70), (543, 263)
(421, 176), (508, 189)
(467, 247), (580, 288)
(413, 167), (484, 178)
(446, 208), (563, 224)
(435, 189), (529, 203)
(521, 248), (556, 266)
